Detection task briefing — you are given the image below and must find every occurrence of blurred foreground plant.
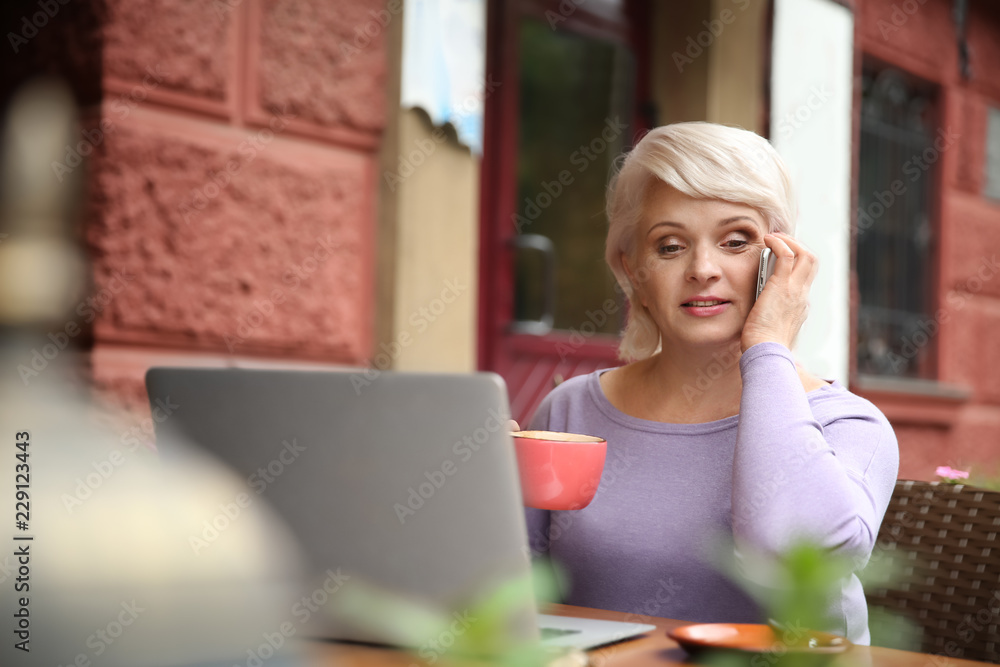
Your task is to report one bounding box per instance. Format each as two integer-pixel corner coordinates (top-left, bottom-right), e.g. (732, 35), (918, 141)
(704, 540), (919, 666)
(738, 542), (852, 646)
(328, 558), (584, 667)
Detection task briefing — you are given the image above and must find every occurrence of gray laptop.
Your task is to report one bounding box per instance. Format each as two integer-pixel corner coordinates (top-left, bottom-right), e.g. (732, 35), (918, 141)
(145, 367), (654, 652)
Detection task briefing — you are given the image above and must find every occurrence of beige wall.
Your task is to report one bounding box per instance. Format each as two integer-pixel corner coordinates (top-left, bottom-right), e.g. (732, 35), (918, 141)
(387, 109), (479, 373)
(650, 0), (766, 134)
(374, 7), (480, 375)
(706, 0), (767, 133)
(651, 0), (710, 125)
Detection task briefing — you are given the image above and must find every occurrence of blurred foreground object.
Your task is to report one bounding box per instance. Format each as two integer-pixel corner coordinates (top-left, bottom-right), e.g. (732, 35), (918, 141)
(0, 79), (86, 325)
(0, 79), (306, 667)
(698, 542), (885, 667)
(328, 558), (579, 667)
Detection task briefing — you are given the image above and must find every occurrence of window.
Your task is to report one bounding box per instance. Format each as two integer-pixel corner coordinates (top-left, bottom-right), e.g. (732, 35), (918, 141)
(511, 17), (634, 335)
(856, 66), (939, 379)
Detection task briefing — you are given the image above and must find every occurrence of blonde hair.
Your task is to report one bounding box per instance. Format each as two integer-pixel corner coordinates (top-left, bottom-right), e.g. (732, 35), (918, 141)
(605, 122), (797, 362)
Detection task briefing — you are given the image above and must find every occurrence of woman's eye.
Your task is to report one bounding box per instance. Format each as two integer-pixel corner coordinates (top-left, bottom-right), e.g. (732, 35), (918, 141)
(724, 238), (748, 249)
(658, 243), (682, 254)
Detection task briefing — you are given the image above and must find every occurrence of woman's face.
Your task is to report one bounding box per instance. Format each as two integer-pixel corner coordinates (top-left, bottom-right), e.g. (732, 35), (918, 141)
(626, 180), (769, 351)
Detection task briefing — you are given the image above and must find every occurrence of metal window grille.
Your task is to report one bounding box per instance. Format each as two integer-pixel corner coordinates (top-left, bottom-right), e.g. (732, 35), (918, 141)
(856, 68), (937, 378)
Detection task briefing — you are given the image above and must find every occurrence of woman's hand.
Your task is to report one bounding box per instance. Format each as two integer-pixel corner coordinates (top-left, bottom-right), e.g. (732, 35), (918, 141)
(740, 232), (818, 353)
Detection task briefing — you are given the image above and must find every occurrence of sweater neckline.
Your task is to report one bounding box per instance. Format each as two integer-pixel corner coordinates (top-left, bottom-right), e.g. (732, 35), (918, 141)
(586, 370), (843, 435)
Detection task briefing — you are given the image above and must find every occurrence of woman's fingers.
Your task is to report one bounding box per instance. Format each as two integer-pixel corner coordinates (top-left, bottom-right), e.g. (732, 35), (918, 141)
(773, 232), (815, 261)
(782, 235), (818, 287)
(763, 233), (795, 279)
(742, 232), (816, 351)
(767, 232), (818, 283)
(764, 233), (794, 257)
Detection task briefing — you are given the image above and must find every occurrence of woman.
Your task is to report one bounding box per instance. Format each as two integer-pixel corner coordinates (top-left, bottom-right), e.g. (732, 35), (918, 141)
(524, 122), (898, 645)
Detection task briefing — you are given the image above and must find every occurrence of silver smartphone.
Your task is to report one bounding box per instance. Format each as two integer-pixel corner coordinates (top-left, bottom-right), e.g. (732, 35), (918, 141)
(755, 248), (776, 301)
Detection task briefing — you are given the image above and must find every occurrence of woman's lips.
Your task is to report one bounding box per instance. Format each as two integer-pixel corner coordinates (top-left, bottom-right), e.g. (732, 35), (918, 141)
(681, 301), (731, 317)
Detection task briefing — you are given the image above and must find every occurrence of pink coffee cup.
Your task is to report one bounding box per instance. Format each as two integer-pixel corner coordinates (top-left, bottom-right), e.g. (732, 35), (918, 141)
(512, 430), (607, 510)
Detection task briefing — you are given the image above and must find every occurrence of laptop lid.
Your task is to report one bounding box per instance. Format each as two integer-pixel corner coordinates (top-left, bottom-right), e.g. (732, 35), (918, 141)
(145, 367), (537, 644)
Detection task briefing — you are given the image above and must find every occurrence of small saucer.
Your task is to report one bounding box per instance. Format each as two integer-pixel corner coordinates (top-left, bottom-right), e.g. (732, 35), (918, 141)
(668, 623), (852, 656)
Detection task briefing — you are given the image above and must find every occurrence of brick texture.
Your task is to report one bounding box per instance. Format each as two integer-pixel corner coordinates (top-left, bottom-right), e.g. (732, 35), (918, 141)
(103, 0), (230, 100)
(943, 297), (1000, 404)
(967, 4), (1000, 101)
(858, 0), (956, 79)
(948, 406), (1000, 477)
(256, 0), (387, 132)
(944, 193), (1000, 297)
(943, 89), (985, 195)
(893, 423), (950, 480)
(85, 119), (370, 361)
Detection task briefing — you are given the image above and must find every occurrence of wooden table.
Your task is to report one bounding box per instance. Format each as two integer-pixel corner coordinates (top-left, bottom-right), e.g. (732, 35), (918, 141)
(306, 603), (994, 666)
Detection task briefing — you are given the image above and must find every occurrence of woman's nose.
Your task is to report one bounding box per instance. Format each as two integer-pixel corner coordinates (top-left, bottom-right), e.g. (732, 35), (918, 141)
(684, 247), (722, 283)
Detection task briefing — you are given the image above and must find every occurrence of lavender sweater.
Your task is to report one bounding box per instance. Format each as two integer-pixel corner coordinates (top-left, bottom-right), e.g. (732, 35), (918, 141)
(524, 342), (899, 645)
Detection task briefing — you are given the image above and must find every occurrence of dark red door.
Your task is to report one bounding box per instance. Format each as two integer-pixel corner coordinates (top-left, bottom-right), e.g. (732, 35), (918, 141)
(479, 0), (650, 424)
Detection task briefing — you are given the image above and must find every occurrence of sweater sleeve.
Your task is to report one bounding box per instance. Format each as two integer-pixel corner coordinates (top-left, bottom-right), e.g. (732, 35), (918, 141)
(732, 342), (899, 565)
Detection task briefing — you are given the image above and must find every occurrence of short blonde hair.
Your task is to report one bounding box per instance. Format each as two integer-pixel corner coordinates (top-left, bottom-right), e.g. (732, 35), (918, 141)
(605, 122), (797, 362)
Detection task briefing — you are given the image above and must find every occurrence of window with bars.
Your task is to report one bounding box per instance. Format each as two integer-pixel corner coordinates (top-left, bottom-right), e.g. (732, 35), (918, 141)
(856, 66), (939, 379)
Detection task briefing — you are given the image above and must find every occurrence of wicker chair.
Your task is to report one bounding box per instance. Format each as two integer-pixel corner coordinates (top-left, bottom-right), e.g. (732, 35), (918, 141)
(865, 480), (1000, 663)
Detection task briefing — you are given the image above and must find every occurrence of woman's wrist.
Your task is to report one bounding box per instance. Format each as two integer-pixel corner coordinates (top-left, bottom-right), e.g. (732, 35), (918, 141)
(741, 335), (792, 354)
(739, 341), (795, 373)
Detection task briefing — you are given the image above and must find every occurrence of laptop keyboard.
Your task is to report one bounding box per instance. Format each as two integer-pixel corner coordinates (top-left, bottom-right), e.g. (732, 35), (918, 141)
(540, 627), (583, 640)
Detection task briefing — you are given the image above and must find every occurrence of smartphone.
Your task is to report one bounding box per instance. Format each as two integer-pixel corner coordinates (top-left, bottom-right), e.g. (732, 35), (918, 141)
(755, 248), (776, 301)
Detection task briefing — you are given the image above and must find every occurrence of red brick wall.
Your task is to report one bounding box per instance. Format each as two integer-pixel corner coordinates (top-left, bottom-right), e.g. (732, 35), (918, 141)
(86, 0), (385, 416)
(857, 0), (1000, 480)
